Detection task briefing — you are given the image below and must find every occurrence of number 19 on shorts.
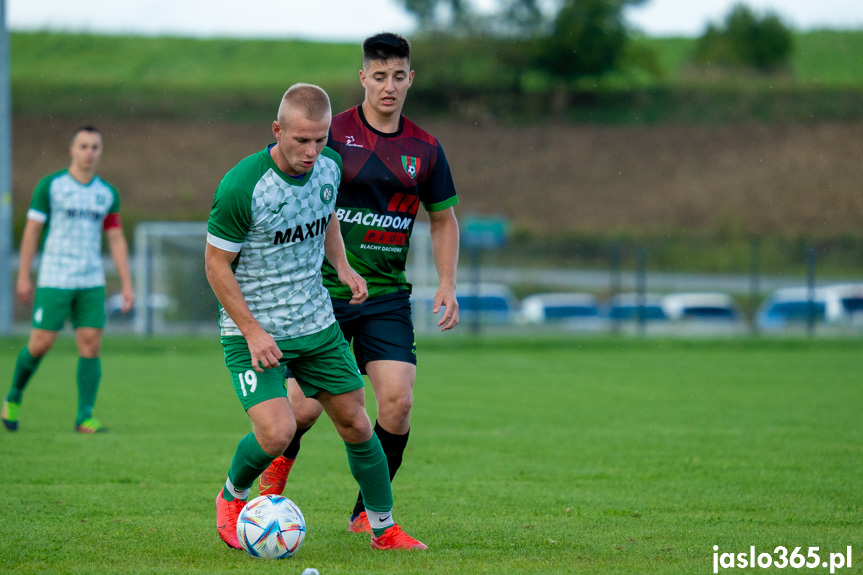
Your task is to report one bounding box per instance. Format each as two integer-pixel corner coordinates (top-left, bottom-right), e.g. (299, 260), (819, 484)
(238, 370), (258, 397)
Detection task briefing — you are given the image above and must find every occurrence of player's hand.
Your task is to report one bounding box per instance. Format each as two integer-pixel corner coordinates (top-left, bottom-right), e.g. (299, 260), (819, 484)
(245, 328), (283, 373)
(339, 266), (368, 305)
(121, 285), (135, 313)
(16, 276), (34, 304)
(433, 287), (459, 332)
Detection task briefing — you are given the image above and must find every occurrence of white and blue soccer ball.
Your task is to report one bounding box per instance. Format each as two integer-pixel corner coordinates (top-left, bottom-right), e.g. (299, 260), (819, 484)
(236, 495), (306, 559)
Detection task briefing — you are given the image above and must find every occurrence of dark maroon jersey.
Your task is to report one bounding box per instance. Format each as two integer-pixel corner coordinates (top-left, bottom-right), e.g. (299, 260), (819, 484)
(322, 105), (458, 298)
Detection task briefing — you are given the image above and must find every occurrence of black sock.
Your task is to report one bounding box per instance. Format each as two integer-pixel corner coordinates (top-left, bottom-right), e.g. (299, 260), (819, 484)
(283, 425), (310, 459)
(352, 420), (410, 517)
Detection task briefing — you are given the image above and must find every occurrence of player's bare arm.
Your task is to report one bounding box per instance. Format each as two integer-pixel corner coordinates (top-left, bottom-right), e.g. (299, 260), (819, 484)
(324, 215), (368, 305)
(105, 227), (135, 313)
(205, 243), (283, 372)
(428, 207), (460, 331)
(16, 219), (43, 304)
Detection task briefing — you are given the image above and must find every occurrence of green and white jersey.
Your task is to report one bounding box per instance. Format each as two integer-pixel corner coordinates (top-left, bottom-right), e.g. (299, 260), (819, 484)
(207, 144), (342, 340)
(28, 169), (120, 289)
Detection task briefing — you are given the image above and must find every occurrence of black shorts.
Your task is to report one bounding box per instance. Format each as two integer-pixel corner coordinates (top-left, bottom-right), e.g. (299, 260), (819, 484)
(286, 290), (416, 378)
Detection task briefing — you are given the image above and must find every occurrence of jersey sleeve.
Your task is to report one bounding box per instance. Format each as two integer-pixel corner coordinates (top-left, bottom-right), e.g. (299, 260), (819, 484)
(106, 181), (121, 214)
(207, 171), (254, 252)
(103, 213), (122, 230)
(101, 180), (122, 230)
(420, 142), (459, 212)
(27, 174), (54, 222)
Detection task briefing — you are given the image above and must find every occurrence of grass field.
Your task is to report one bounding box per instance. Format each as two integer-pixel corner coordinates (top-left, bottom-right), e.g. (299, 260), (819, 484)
(13, 30), (863, 91)
(0, 335), (860, 574)
(11, 30), (863, 121)
(631, 30), (863, 88)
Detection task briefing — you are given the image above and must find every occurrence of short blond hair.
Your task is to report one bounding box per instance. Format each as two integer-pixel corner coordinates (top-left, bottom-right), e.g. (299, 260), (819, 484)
(277, 83), (331, 125)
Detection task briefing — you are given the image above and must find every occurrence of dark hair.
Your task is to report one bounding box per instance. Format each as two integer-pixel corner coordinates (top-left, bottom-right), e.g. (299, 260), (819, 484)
(362, 33), (410, 66)
(71, 125), (101, 144)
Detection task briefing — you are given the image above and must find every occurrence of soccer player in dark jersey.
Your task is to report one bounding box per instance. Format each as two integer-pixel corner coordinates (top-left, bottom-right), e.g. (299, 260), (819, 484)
(259, 33), (460, 534)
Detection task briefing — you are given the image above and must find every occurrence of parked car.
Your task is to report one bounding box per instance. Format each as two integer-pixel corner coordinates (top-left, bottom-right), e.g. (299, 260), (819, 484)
(757, 287), (825, 330)
(411, 282), (518, 325)
(661, 292), (741, 321)
(606, 292), (668, 321)
(520, 292), (601, 324)
(819, 283), (863, 323)
(758, 283), (863, 330)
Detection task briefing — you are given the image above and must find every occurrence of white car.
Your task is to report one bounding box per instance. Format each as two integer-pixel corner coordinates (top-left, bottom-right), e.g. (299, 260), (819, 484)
(756, 283), (863, 330)
(662, 292), (741, 322)
(819, 283), (863, 323)
(520, 292), (601, 324)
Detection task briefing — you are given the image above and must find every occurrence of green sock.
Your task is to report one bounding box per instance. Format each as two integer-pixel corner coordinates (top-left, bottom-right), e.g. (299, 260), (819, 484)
(76, 357), (101, 425)
(345, 434), (393, 522)
(8, 348), (42, 403)
(225, 433), (276, 501)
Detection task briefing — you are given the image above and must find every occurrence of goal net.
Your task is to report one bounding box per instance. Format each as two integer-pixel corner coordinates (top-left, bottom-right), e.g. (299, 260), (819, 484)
(132, 222), (216, 335)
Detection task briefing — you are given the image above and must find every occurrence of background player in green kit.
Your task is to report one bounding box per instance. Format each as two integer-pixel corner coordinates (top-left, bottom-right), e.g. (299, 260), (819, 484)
(206, 83), (426, 551)
(260, 33), (461, 534)
(2, 126), (135, 434)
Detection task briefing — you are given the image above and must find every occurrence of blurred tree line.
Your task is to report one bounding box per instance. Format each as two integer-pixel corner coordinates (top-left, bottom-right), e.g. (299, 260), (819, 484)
(695, 3), (793, 72)
(397, 0), (796, 118)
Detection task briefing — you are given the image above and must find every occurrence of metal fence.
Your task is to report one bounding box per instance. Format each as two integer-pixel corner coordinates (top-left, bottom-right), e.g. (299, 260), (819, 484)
(6, 221), (863, 338)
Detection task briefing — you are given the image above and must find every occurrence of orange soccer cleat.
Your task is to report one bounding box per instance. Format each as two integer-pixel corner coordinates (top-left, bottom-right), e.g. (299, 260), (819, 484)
(370, 524), (428, 550)
(349, 511), (372, 534)
(215, 488), (246, 550)
(258, 455), (295, 496)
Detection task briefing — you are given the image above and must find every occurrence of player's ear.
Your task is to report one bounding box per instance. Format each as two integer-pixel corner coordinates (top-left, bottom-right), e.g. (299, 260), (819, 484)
(272, 120), (282, 141)
(359, 69), (367, 88)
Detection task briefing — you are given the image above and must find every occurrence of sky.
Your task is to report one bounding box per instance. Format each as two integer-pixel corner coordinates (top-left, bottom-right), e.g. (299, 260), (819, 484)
(6, 0), (863, 41)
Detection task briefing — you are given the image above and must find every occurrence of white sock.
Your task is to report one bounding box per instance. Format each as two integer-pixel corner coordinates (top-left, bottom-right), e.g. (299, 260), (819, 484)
(225, 477), (250, 501)
(365, 509), (395, 531)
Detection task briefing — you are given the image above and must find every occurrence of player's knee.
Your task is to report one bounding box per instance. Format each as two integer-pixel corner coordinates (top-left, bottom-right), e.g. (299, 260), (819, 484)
(293, 406), (322, 430)
(28, 333), (56, 357)
(382, 392), (413, 421)
(258, 420), (297, 456)
(333, 411), (373, 444)
(28, 342), (52, 358)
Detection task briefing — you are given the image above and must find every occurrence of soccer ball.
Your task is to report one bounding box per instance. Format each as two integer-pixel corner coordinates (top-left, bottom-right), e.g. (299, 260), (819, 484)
(236, 495), (306, 559)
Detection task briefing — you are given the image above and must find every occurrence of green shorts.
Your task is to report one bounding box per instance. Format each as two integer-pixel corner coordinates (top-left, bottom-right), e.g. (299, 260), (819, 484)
(222, 322), (364, 410)
(32, 286), (106, 331)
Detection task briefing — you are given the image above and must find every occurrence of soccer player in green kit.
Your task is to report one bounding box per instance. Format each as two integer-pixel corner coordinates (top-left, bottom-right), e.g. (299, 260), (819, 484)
(2, 126), (135, 434)
(259, 33), (461, 534)
(206, 83), (426, 551)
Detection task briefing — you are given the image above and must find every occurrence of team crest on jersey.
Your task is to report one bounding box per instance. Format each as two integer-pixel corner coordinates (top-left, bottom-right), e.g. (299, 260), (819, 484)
(401, 156), (420, 179)
(320, 183), (335, 204)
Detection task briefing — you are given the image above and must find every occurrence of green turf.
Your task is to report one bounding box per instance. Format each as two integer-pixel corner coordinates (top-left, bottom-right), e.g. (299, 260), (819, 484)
(12, 30), (863, 122)
(0, 335), (861, 574)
